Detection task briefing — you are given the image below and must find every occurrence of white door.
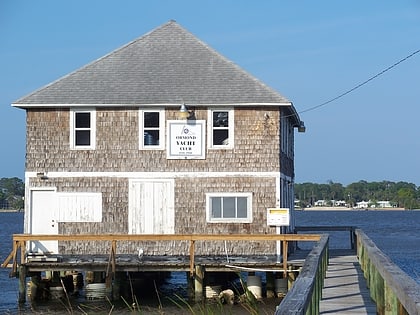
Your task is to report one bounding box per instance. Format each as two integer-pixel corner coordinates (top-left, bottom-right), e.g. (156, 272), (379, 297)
(129, 179), (174, 234)
(29, 189), (58, 254)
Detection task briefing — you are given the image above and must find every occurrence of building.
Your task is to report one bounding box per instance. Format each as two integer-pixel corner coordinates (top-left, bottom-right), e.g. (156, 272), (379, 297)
(13, 21), (304, 257)
(355, 201), (369, 209)
(314, 200), (326, 207)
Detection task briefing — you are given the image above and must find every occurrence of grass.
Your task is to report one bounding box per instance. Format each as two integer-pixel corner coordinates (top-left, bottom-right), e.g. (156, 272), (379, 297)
(30, 272), (280, 314)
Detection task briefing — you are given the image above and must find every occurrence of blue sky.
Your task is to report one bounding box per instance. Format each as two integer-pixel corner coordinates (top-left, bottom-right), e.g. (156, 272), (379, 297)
(1, 1), (419, 185)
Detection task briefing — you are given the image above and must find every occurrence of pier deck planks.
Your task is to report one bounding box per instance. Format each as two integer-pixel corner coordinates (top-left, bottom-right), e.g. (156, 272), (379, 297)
(320, 249), (377, 315)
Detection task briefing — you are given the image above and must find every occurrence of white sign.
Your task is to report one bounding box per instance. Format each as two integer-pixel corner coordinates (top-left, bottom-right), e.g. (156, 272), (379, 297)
(167, 120), (206, 159)
(267, 208), (290, 226)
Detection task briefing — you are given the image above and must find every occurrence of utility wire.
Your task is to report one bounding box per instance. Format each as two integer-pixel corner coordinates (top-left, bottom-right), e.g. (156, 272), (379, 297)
(291, 49), (420, 117)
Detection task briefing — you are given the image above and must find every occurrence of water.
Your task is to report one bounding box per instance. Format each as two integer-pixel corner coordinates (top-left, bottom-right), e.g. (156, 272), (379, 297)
(0, 212), (23, 313)
(0, 210), (419, 314)
(294, 210), (420, 284)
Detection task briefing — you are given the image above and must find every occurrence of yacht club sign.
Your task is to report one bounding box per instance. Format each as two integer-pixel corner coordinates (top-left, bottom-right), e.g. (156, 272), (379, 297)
(167, 120), (206, 159)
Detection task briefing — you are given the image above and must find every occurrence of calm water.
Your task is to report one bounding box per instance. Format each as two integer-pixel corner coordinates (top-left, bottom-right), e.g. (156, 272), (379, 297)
(295, 210), (420, 283)
(0, 210), (419, 314)
(0, 212), (23, 313)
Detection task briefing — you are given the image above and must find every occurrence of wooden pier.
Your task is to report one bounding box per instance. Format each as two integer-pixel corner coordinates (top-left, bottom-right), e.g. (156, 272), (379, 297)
(1, 233), (320, 304)
(276, 227), (420, 315)
(320, 249), (376, 314)
(3, 230), (420, 314)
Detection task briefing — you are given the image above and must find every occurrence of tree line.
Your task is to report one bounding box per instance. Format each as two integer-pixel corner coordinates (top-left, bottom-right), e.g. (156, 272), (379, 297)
(0, 177), (24, 210)
(295, 180), (420, 209)
(1, 177), (419, 210)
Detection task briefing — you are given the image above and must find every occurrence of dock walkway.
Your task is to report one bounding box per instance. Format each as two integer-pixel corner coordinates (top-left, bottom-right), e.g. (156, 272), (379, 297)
(320, 249), (376, 314)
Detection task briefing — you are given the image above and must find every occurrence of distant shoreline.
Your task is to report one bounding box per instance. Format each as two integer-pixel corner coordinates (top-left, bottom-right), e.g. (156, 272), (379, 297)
(0, 209), (23, 213)
(1, 207), (413, 213)
(297, 206), (407, 211)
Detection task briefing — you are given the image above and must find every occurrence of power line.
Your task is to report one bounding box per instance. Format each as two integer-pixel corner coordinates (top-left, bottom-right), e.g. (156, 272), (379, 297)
(295, 49), (420, 116)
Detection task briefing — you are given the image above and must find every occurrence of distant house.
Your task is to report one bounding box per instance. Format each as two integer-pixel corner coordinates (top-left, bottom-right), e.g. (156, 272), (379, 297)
(334, 200), (346, 207)
(377, 201), (392, 208)
(314, 200), (326, 207)
(356, 200), (393, 209)
(12, 21), (304, 256)
(355, 201), (369, 209)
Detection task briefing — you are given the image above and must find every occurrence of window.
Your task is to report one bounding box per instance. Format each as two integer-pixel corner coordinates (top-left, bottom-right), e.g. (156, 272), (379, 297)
(139, 109), (165, 149)
(70, 108), (96, 149)
(208, 108), (234, 148)
(206, 193), (252, 223)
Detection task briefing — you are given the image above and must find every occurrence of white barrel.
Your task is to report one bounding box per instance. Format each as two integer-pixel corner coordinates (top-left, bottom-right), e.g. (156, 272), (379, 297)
(275, 278), (288, 296)
(205, 285), (222, 299)
(247, 275), (262, 299)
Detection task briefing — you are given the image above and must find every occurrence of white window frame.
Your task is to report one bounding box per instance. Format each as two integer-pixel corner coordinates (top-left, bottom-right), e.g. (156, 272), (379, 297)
(207, 108), (234, 149)
(70, 108), (96, 150)
(139, 108), (165, 150)
(206, 192), (252, 223)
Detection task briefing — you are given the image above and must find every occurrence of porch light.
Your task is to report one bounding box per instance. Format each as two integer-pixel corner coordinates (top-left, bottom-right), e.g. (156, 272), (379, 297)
(36, 172), (48, 180)
(298, 121), (306, 133)
(178, 104), (194, 120)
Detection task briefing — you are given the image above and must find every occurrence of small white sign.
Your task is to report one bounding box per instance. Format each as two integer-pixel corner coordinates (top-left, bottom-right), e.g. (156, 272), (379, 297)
(267, 208), (290, 226)
(167, 120), (206, 159)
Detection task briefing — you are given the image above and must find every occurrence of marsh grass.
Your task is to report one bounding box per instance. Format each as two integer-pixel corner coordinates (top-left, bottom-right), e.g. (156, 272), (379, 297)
(37, 272), (278, 315)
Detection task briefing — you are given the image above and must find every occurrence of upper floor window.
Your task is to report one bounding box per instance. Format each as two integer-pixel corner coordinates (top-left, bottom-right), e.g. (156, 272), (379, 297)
(208, 108), (234, 149)
(139, 109), (165, 149)
(206, 192), (252, 223)
(70, 108), (96, 149)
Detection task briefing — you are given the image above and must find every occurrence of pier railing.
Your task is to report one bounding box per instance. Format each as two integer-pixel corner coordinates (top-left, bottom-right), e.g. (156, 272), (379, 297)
(275, 234), (329, 315)
(295, 225), (356, 249)
(2, 233), (322, 279)
(356, 229), (420, 315)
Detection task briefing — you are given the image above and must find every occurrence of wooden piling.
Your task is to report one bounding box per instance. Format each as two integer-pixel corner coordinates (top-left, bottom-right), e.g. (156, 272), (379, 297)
(18, 265), (27, 303)
(112, 272), (123, 300)
(266, 272), (275, 298)
(194, 265), (205, 301)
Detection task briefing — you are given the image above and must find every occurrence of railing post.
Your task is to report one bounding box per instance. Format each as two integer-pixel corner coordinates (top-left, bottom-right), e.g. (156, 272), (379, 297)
(106, 240), (117, 288)
(282, 239), (288, 278)
(11, 240), (19, 277)
(20, 241), (26, 265)
(189, 239), (195, 277)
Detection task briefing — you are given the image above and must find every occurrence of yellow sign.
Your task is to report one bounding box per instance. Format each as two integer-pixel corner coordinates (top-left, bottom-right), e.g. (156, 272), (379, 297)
(267, 208), (290, 226)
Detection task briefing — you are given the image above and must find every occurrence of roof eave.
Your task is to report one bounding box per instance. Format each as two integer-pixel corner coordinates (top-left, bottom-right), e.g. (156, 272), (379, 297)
(12, 102), (294, 109)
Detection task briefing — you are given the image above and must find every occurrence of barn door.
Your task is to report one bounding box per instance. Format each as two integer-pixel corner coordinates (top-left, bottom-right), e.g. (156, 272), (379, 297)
(129, 179), (174, 234)
(29, 189), (58, 254)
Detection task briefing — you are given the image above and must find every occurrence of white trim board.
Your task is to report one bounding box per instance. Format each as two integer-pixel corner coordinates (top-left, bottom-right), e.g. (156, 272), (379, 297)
(26, 171), (281, 179)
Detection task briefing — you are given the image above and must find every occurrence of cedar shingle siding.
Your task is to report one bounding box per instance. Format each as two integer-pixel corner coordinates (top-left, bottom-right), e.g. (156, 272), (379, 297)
(15, 21), (302, 256)
(26, 108), (282, 172)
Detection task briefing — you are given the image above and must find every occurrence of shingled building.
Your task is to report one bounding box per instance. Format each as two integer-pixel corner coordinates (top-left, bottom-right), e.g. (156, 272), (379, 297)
(13, 21), (304, 256)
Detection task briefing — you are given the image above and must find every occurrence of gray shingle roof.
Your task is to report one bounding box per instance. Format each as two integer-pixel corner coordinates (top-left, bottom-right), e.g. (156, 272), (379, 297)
(13, 20), (292, 108)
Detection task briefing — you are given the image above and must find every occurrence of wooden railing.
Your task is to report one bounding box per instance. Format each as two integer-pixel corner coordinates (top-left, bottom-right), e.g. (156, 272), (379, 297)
(2, 233), (322, 279)
(295, 225), (356, 249)
(356, 229), (420, 315)
(275, 234), (329, 315)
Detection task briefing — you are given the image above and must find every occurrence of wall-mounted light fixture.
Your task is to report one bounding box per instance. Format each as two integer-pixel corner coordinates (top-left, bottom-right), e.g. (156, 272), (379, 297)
(36, 172), (49, 180)
(298, 121), (306, 133)
(178, 104), (195, 120)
